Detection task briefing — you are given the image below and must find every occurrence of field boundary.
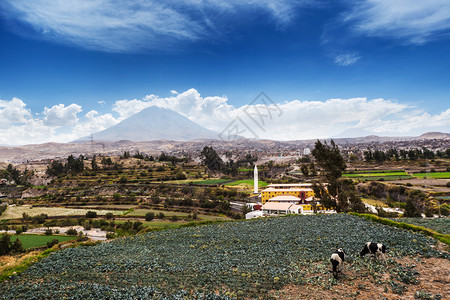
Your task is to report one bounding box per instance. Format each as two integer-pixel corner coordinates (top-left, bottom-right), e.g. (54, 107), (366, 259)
(349, 212), (450, 245)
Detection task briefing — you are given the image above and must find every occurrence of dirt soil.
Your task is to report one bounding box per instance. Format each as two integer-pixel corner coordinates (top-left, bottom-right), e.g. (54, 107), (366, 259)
(271, 257), (450, 300)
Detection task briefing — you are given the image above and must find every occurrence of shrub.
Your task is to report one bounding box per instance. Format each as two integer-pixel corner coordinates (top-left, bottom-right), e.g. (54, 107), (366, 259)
(113, 193), (122, 201)
(119, 176), (127, 184)
(145, 212), (155, 221)
(85, 211), (97, 218)
(106, 233), (117, 239)
(158, 212), (165, 219)
(105, 212), (114, 220)
(66, 228), (78, 235)
(46, 239), (60, 248)
(446, 182), (450, 188)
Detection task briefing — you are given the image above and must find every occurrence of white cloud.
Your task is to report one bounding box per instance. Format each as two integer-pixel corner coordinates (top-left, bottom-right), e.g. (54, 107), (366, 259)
(108, 89), (449, 140)
(333, 52), (360, 66)
(43, 103), (82, 126)
(1, 90), (449, 145)
(0, 97), (31, 129)
(344, 0), (450, 44)
(0, 0), (312, 53)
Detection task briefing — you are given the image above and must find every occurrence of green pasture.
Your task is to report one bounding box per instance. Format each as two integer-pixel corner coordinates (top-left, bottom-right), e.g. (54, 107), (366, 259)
(342, 170), (412, 181)
(189, 179), (230, 185)
(10, 234), (77, 249)
(225, 180), (268, 187)
(413, 172), (450, 179)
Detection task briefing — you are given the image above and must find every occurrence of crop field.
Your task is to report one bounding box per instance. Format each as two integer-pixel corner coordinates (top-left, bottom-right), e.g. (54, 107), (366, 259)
(225, 179), (268, 187)
(10, 234), (77, 249)
(342, 170), (413, 181)
(1, 214), (448, 299)
(189, 179), (231, 185)
(0, 206), (125, 220)
(391, 217), (450, 235)
(413, 172), (450, 179)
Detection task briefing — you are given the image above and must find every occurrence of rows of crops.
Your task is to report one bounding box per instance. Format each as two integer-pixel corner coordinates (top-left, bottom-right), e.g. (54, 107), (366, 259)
(1, 214), (447, 299)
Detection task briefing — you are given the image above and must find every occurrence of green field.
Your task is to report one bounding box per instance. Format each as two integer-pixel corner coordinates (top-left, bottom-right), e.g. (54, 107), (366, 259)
(225, 179), (268, 187)
(189, 179), (230, 185)
(413, 172), (450, 179)
(342, 171), (413, 181)
(10, 234), (77, 249)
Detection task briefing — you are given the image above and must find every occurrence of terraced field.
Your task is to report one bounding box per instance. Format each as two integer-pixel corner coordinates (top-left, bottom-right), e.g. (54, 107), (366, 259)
(1, 214), (448, 299)
(342, 170), (413, 181)
(225, 180), (268, 187)
(413, 172), (450, 179)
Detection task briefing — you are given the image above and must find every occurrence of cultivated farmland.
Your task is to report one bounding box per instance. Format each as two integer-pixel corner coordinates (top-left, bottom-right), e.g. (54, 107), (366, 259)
(1, 214), (448, 299)
(10, 234), (77, 249)
(342, 170), (413, 181)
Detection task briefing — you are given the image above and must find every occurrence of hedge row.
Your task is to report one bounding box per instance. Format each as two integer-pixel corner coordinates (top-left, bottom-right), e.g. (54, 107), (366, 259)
(349, 212), (450, 245)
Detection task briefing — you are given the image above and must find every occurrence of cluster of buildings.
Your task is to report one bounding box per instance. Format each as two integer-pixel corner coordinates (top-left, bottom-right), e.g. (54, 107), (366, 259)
(246, 166), (335, 219)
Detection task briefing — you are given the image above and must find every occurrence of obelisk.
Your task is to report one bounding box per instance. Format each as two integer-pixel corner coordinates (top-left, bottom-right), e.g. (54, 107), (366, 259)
(254, 165), (258, 194)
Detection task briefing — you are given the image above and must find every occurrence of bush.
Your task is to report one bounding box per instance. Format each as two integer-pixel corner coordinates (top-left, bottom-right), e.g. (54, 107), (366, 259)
(145, 212), (155, 221)
(446, 182), (450, 188)
(158, 212), (165, 219)
(66, 228), (78, 235)
(46, 239), (59, 248)
(85, 211), (97, 218)
(113, 193), (122, 201)
(119, 176), (127, 184)
(105, 212), (114, 220)
(106, 233), (117, 239)
(44, 229), (53, 235)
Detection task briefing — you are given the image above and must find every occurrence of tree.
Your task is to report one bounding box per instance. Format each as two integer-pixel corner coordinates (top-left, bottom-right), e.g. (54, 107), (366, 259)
(0, 234), (11, 255)
(300, 164), (309, 177)
(200, 146), (224, 172)
(312, 139), (346, 184)
(11, 238), (24, 254)
(91, 155), (99, 171)
(145, 212), (155, 221)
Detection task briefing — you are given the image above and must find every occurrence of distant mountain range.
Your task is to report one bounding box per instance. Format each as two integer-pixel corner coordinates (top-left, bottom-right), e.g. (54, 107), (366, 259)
(76, 106), (219, 142)
(1, 131), (448, 163)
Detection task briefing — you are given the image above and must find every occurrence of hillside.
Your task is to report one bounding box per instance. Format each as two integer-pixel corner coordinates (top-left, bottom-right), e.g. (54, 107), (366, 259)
(77, 106), (219, 142)
(1, 214), (448, 299)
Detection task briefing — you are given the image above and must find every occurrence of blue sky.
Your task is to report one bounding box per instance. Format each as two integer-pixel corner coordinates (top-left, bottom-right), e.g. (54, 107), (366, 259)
(0, 0), (449, 145)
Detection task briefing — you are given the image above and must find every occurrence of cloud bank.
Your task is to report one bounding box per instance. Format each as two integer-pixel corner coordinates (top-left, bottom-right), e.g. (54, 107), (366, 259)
(1, 89), (449, 145)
